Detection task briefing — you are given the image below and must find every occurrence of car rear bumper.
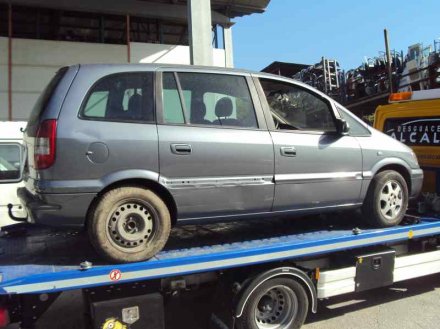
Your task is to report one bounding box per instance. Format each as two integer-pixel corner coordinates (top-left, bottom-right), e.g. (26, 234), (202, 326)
(17, 187), (96, 227)
(410, 168), (424, 199)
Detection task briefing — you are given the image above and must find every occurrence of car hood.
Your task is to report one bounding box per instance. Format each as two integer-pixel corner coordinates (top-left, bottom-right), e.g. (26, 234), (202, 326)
(358, 127), (420, 170)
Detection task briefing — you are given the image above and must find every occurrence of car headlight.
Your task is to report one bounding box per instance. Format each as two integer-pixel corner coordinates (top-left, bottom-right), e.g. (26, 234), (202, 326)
(410, 151), (419, 165)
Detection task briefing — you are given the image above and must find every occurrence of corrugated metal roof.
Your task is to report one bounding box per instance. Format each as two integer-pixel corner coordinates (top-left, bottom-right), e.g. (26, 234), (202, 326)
(261, 61), (311, 77)
(6, 0), (270, 23)
(139, 0), (271, 18)
(211, 0), (271, 17)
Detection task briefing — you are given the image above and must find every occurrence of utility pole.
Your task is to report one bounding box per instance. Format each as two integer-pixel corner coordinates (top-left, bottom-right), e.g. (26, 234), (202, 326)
(384, 29), (394, 93)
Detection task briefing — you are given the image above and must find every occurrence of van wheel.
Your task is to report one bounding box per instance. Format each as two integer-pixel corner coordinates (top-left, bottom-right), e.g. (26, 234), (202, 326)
(88, 186), (171, 263)
(237, 278), (309, 329)
(362, 170), (408, 227)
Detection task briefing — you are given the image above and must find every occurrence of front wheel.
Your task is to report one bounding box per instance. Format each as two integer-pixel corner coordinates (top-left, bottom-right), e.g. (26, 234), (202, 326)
(88, 186), (171, 263)
(362, 170), (408, 227)
(237, 277), (309, 329)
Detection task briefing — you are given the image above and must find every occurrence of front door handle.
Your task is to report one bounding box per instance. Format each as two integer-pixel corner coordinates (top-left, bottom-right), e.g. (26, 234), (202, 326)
(171, 144), (192, 155)
(280, 146), (296, 157)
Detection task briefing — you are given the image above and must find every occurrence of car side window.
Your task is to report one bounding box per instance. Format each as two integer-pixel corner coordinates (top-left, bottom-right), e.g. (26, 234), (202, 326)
(81, 73), (154, 122)
(0, 143), (22, 182)
(162, 73), (186, 124)
(259, 78), (336, 132)
(336, 105), (371, 136)
(162, 72), (258, 128)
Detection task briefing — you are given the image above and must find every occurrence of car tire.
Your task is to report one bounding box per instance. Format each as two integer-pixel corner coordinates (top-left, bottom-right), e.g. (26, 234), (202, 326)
(88, 186), (171, 263)
(236, 278), (309, 329)
(362, 170), (408, 227)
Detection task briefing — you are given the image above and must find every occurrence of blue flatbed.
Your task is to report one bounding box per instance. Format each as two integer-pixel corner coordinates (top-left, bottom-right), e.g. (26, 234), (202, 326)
(1, 215), (440, 296)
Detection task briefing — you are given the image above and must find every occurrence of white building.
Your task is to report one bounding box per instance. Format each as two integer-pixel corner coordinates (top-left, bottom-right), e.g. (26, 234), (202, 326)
(0, 0), (270, 121)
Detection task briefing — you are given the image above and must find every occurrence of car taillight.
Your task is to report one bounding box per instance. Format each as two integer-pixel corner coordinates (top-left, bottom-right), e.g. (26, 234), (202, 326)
(34, 119), (57, 170)
(0, 307), (9, 328)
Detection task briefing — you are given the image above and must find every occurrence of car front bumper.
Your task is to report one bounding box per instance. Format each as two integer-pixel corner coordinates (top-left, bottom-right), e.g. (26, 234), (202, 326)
(17, 187), (96, 227)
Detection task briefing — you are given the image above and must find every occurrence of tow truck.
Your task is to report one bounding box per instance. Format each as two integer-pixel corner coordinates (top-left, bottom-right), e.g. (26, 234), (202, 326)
(3, 95), (440, 328)
(1, 210), (440, 329)
(374, 89), (440, 210)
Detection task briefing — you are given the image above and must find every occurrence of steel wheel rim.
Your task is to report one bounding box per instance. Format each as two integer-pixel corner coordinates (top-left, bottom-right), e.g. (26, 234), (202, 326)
(106, 199), (157, 253)
(254, 285), (298, 329)
(378, 179), (403, 221)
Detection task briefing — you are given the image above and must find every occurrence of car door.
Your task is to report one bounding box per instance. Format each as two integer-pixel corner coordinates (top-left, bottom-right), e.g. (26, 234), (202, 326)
(156, 70), (274, 220)
(256, 76), (363, 212)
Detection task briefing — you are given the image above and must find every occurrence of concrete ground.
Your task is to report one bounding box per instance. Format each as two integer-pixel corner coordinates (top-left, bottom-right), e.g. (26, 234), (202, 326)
(6, 272), (440, 329)
(303, 273), (440, 329)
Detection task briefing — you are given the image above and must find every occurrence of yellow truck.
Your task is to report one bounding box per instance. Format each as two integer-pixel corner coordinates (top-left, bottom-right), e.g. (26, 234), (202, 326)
(374, 90), (440, 195)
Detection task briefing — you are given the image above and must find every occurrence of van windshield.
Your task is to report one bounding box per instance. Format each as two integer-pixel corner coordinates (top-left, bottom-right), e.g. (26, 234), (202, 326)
(27, 67), (68, 127)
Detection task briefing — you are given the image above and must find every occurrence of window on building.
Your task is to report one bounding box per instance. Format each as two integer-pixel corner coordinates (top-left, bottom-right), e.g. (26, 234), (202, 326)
(162, 72), (258, 129)
(0, 4), (197, 46)
(81, 73), (154, 122)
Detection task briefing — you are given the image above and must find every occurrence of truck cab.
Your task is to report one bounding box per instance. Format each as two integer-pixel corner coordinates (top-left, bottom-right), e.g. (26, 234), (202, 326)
(374, 89), (440, 194)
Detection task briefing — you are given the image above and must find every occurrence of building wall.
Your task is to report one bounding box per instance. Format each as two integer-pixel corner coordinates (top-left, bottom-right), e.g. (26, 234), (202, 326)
(131, 42), (227, 67)
(0, 37), (226, 120)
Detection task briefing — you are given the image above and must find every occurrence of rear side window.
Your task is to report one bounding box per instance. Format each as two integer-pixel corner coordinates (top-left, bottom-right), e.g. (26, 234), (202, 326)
(162, 72), (258, 128)
(81, 73), (154, 122)
(28, 67), (68, 126)
(0, 143), (22, 182)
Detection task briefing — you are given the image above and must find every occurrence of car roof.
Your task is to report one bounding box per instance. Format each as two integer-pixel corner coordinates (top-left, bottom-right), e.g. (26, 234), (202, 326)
(75, 63), (319, 93)
(77, 63), (254, 74)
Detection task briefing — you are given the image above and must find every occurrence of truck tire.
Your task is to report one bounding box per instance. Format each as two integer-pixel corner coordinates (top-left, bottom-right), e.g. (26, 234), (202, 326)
(237, 277), (309, 329)
(362, 170), (408, 227)
(88, 186), (171, 263)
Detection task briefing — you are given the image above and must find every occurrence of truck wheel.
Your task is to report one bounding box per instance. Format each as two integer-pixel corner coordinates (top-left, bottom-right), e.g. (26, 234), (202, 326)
(237, 278), (309, 329)
(88, 186), (171, 263)
(362, 170), (408, 227)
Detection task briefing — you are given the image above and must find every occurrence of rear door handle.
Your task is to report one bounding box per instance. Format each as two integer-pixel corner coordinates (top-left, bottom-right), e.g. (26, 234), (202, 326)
(171, 144), (192, 155)
(280, 146), (296, 157)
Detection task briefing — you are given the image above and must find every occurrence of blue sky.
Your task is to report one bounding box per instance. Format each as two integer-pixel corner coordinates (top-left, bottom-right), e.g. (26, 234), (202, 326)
(232, 0), (439, 71)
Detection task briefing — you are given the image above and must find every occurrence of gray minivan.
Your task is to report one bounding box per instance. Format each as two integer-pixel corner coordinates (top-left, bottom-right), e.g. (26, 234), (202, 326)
(17, 64), (423, 262)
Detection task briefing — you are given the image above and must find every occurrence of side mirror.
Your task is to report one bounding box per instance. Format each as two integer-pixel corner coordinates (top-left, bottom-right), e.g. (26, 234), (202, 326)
(336, 118), (350, 135)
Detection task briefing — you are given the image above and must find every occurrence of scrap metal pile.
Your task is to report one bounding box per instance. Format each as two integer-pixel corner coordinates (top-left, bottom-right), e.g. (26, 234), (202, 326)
(292, 39), (440, 103)
(292, 58), (344, 100)
(345, 52), (403, 100)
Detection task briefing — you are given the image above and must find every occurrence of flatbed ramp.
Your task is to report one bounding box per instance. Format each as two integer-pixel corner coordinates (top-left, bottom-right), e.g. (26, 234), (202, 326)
(1, 215), (439, 295)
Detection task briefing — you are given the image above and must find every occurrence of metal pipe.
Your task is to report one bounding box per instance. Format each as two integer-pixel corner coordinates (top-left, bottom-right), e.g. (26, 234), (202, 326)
(8, 4), (12, 121)
(384, 29), (393, 93)
(322, 57), (327, 93)
(126, 14), (131, 63)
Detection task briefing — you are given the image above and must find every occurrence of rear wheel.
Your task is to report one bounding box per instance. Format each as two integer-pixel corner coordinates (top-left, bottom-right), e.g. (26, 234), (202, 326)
(237, 278), (309, 329)
(362, 170), (408, 227)
(88, 186), (171, 263)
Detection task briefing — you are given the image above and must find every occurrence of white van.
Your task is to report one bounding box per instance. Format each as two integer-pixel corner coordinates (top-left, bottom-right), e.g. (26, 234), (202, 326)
(0, 121), (27, 228)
